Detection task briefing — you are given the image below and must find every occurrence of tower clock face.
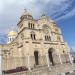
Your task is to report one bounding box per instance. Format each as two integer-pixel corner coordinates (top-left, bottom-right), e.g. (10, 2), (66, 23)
(42, 24), (49, 34)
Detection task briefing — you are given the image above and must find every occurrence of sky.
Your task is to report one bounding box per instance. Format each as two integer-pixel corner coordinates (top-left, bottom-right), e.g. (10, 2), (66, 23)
(0, 0), (75, 51)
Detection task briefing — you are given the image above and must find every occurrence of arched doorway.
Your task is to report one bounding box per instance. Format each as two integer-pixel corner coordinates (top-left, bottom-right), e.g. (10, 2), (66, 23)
(48, 48), (54, 66)
(34, 51), (39, 65)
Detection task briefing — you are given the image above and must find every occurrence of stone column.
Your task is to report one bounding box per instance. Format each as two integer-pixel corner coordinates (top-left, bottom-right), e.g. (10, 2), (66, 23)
(58, 42), (62, 64)
(68, 52), (73, 65)
(58, 53), (62, 64)
(65, 43), (73, 65)
(27, 54), (31, 71)
(46, 53), (50, 67)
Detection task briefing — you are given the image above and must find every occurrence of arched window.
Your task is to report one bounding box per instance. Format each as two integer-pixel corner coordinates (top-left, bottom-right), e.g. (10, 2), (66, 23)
(48, 36), (51, 41)
(30, 32), (36, 40)
(31, 23), (33, 28)
(33, 24), (34, 29)
(21, 33), (24, 40)
(45, 35), (51, 41)
(63, 50), (65, 53)
(28, 22), (35, 29)
(9, 37), (11, 42)
(57, 36), (61, 41)
(28, 22), (31, 28)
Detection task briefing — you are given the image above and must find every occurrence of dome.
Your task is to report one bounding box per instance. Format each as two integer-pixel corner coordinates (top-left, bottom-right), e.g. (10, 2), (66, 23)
(22, 9), (31, 16)
(8, 30), (17, 36)
(20, 9), (33, 19)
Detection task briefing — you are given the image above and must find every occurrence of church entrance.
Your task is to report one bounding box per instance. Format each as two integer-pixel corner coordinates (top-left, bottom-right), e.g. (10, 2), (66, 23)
(48, 48), (54, 66)
(34, 51), (39, 65)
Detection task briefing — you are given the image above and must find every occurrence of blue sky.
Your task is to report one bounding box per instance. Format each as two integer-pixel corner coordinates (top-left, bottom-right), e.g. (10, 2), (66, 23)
(0, 0), (75, 51)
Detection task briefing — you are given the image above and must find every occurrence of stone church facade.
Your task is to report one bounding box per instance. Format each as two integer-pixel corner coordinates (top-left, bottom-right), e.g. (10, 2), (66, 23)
(0, 9), (72, 72)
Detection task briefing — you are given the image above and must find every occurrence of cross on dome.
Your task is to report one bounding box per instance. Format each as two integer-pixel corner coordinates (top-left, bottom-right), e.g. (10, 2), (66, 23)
(22, 9), (31, 16)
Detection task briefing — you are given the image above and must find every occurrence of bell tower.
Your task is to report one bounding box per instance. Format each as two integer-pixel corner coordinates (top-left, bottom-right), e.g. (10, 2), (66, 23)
(17, 9), (33, 32)
(20, 9), (33, 20)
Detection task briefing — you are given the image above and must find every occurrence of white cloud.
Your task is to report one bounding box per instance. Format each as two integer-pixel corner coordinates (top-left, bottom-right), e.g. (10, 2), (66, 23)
(0, 0), (72, 19)
(0, 0), (75, 36)
(4, 0), (16, 4)
(41, 0), (68, 5)
(0, 0), (4, 14)
(56, 8), (75, 21)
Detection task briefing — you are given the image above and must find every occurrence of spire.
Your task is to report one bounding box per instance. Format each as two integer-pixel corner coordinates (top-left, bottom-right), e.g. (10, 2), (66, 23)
(41, 13), (46, 19)
(40, 12), (49, 20)
(41, 12), (55, 23)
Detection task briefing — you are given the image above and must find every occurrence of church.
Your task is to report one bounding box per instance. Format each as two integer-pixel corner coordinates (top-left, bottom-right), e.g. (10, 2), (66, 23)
(0, 9), (72, 74)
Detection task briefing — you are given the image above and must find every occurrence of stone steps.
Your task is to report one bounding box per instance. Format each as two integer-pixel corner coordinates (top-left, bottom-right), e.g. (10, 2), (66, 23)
(4, 64), (75, 75)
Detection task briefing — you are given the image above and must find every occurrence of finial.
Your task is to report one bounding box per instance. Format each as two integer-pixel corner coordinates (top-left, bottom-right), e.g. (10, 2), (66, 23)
(41, 11), (46, 16)
(24, 8), (27, 12)
(41, 13), (47, 19)
(22, 8), (29, 15)
(42, 13), (46, 17)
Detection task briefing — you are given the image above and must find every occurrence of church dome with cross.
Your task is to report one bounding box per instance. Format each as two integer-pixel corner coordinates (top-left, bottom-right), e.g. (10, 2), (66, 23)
(20, 9), (33, 20)
(8, 30), (17, 36)
(7, 30), (17, 44)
